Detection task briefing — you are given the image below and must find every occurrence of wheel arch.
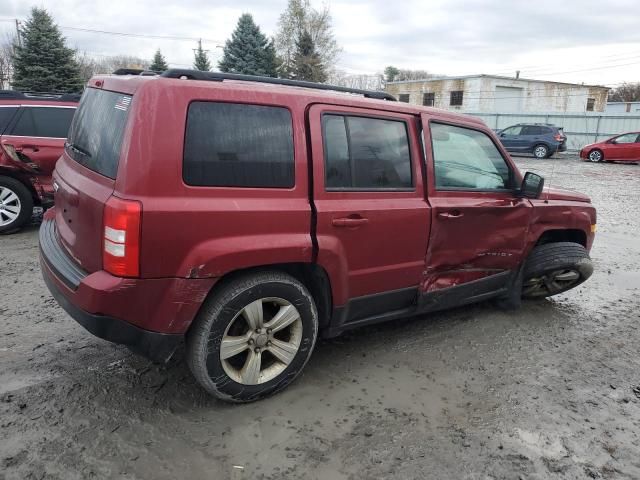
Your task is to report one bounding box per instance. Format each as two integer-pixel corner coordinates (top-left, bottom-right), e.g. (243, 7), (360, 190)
(0, 168), (41, 205)
(535, 228), (587, 248)
(191, 262), (334, 333)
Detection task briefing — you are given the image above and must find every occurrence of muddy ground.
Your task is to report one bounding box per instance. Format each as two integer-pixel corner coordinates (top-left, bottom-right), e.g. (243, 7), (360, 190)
(1, 154), (639, 480)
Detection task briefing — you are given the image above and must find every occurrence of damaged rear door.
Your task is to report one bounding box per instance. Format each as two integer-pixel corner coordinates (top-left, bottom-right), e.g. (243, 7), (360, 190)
(421, 117), (532, 301)
(2, 105), (76, 177)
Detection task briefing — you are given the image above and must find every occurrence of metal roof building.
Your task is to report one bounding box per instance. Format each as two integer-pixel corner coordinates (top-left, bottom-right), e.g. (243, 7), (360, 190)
(385, 74), (610, 113)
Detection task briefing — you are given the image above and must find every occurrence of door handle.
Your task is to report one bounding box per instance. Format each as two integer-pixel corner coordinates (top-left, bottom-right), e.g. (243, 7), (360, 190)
(21, 145), (40, 152)
(438, 210), (464, 219)
(332, 216), (369, 227)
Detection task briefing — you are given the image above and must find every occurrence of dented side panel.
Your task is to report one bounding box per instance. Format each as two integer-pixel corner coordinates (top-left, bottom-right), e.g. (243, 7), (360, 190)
(422, 194), (532, 292)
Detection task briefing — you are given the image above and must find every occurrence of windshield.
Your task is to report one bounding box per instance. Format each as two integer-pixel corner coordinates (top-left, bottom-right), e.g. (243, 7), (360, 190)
(65, 88), (131, 179)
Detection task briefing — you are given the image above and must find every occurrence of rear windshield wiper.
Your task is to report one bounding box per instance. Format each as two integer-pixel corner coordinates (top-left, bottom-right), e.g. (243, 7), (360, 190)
(65, 142), (92, 158)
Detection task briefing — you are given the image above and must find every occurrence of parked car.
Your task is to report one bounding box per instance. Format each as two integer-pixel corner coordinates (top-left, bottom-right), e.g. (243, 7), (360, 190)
(579, 132), (640, 163)
(0, 91), (79, 233)
(497, 123), (567, 159)
(39, 71), (597, 402)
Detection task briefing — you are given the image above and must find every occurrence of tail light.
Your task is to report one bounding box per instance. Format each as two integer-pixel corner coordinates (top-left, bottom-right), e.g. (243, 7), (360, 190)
(554, 133), (564, 141)
(103, 196), (141, 277)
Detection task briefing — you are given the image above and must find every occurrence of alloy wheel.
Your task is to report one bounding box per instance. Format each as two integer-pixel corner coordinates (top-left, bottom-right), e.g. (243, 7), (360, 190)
(219, 297), (303, 385)
(534, 145), (548, 158)
(588, 150), (602, 162)
(0, 186), (21, 227)
(522, 269), (581, 298)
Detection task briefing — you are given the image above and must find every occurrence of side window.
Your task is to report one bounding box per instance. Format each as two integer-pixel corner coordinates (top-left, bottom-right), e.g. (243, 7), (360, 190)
(502, 126), (522, 136)
(183, 102), (294, 188)
(614, 133), (638, 144)
(10, 107), (75, 138)
(430, 122), (512, 190)
(322, 114), (413, 190)
(521, 126), (542, 136)
(0, 107), (18, 134)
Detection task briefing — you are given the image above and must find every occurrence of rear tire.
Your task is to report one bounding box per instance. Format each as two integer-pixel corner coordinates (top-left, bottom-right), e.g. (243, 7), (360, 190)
(186, 271), (318, 403)
(533, 144), (549, 159)
(0, 176), (33, 234)
(522, 242), (593, 298)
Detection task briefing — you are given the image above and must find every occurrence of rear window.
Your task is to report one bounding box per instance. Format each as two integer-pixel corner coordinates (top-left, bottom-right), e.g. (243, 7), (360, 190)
(183, 102), (294, 188)
(65, 88), (131, 179)
(10, 107), (75, 138)
(0, 107), (18, 133)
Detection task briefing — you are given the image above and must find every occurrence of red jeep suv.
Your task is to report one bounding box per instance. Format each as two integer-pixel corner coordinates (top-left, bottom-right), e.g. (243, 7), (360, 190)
(40, 71), (596, 402)
(0, 91), (78, 233)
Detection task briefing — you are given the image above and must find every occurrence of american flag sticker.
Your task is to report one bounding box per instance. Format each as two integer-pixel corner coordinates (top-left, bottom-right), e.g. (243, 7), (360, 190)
(115, 96), (131, 111)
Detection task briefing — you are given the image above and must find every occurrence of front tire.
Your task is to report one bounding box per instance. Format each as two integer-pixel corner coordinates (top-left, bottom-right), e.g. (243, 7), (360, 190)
(186, 271), (318, 402)
(522, 242), (593, 298)
(588, 149), (604, 162)
(0, 176), (33, 234)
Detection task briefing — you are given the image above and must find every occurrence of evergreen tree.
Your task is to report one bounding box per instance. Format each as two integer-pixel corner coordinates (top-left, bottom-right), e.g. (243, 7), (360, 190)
(150, 49), (168, 72)
(293, 30), (326, 82)
(193, 40), (211, 71)
(219, 14), (278, 77)
(11, 7), (83, 93)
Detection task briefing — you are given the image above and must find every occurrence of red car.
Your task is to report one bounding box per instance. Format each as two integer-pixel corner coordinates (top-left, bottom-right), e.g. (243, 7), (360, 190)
(0, 91), (78, 233)
(40, 71), (596, 402)
(580, 132), (640, 163)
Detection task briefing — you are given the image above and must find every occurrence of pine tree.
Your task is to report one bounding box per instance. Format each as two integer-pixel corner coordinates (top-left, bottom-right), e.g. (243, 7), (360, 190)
(218, 14), (278, 77)
(293, 30), (326, 83)
(193, 40), (211, 71)
(11, 8), (83, 93)
(150, 49), (168, 72)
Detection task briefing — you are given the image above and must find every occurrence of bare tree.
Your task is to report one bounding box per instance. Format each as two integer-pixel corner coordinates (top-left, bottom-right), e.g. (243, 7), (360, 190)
(75, 52), (151, 83)
(0, 34), (16, 89)
(275, 0), (340, 78)
(608, 82), (640, 102)
(328, 69), (384, 91)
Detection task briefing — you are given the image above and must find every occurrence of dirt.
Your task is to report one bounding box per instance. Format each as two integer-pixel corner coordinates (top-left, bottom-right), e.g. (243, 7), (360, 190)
(1, 154), (639, 480)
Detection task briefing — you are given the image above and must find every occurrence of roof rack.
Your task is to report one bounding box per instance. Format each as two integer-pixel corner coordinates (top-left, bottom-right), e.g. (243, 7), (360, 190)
(113, 68), (158, 76)
(0, 90), (81, 102)
(160, 69), (397, 101)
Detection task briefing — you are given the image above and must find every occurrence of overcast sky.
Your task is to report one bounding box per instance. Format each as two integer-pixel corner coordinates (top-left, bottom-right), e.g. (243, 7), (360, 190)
(1, 0), (639, 87)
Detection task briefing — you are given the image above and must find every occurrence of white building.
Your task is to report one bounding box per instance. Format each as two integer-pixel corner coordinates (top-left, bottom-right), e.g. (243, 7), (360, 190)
(605, 101), (640, 114)
(385, 74), (609, 113)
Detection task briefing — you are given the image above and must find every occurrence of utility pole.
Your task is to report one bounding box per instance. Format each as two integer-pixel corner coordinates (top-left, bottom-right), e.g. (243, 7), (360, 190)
(15, 19), (22, 47)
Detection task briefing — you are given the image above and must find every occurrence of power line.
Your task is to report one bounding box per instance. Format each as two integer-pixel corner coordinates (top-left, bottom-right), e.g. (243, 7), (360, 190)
(0, 18), (224, 45)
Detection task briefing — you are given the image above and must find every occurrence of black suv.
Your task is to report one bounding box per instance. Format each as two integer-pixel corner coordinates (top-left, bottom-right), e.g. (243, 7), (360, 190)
(497, 123), (567, 159)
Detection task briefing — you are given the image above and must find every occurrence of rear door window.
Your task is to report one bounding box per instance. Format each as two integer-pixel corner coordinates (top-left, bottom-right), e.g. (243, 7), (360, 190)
(521, 126), (543, 136)
(10, 107), (75, 138)
(65, 88), (131, 179)
(322, 114), (413, 190)
(0, 107), (18, 134)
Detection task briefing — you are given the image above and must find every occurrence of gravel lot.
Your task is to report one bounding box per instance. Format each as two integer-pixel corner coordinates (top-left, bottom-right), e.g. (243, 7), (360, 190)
(1, 154), (639, 480)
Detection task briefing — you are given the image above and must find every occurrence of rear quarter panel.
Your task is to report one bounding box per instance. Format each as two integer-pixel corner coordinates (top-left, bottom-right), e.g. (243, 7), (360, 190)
(115, 80), (313, 279)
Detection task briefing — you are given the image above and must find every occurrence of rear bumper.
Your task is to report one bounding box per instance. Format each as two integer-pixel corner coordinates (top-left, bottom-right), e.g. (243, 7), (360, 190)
(41, 262), (181, 363)
(557, 142), (567, 152)
(39, 212), (216, 361)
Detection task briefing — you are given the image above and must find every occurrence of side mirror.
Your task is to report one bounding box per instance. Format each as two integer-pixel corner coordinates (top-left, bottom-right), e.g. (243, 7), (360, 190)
(518, 172), (544, 199)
